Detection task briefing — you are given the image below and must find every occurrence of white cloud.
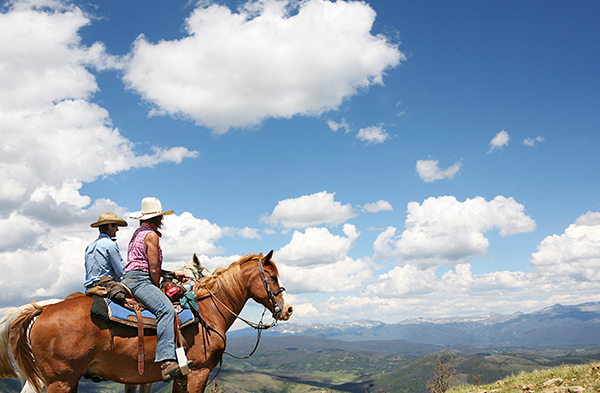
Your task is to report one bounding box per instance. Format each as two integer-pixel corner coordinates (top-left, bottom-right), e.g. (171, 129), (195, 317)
(275, 224), (370, 293)
(416, 159), (462, 183)
(263, 191), (356, 229)
(0, 100), (195, 210)
(467, 269), (532, 291)
(161, 213), (224, 262)
(0, 206), (227, 307)
(487, 129), (509, 153)
(395, 101), (406, 117)
(0, 1), (199, 307)
(530, 211), (600, 282)
(0, 1), (199, 214)
(292, 290), (600, 324)
(361, 200), (393, 214)
(289, 260), (597, 324)
(0, 213), (47, 252)
(0, 198), (129, 305)
(30, 180), (90, 209)
(277, 224), (359, 267)
(524, 135), (545, 146)
(291, 295), (427, 323)
(276, 213), (600, 324)
(237, 227), (262, 239)
(280, 257), (372, 294)
(290, 301), (320, 319)
(356, 126), (389, 145)
(327, 118), (351, 133)
(122, 0), (404, 133)
(373, 226), (397, 260)
(2, 1), (598, 327)
(373, 196), (537, 266)
(0, 0), (99, 111)
(364, 264), (436, 297)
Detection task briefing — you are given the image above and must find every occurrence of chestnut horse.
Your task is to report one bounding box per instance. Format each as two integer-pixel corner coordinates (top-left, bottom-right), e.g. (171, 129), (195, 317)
(0, 251), (292, 393)
(4, 255), (211, 393)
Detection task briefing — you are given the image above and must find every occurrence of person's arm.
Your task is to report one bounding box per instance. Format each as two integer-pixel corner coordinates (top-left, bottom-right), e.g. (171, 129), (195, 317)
(107, 243), (125, 280)
(145, 232), (161, 286)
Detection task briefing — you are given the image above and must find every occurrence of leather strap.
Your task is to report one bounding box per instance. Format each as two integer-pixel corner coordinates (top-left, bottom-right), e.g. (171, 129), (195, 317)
(134, 305), (144, 375)
(123, 298), (146, 375)
(175, 312), (182, 348)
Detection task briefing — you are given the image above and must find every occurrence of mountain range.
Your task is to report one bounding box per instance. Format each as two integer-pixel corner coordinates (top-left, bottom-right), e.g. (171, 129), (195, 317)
(230, 302), (600, 347)
(1, 302), (600, 393)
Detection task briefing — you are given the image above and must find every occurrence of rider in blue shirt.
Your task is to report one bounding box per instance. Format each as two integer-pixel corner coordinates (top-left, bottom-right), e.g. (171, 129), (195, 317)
(84, 212), (128, 290)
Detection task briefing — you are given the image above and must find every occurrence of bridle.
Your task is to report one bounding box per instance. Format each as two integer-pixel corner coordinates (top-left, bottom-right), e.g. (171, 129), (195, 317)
(198, 255), (287, 369)
(199, 255), (286, 329)
(257, 257), (286, 321)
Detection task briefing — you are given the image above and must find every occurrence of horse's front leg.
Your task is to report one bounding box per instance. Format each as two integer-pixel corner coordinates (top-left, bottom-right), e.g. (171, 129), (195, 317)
(139, 384), (154, 393)
(125, 384), (153, 393)
(176, 368), (210, 393)
(124, 385), (136, 393)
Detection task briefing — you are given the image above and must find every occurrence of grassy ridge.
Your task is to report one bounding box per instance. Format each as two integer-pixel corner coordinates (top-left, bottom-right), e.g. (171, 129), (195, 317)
(448, 362), (600, 393)
(350, 350), (600, 393)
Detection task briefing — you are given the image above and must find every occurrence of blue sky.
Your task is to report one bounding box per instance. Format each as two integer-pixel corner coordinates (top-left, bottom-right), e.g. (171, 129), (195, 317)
(1, 0), (599, 327)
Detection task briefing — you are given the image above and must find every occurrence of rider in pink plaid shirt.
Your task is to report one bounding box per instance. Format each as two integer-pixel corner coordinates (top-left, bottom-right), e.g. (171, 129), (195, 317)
(126, 222), (162, 273)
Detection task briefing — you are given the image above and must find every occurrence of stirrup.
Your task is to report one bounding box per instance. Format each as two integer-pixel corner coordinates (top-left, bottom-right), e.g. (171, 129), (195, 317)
(162, 360), (194, 382)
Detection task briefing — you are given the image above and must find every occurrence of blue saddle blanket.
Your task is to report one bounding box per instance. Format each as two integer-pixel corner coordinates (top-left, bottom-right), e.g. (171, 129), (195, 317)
(105, 299), (195, 329)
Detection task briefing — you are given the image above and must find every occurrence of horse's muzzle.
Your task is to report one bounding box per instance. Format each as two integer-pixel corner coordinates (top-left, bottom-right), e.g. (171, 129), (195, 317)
(277, 302), (293, 321)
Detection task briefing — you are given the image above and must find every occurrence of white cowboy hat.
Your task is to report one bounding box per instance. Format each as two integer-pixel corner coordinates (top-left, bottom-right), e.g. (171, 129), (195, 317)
(90, 212), (128, 228)
(129, 197), (174, 220)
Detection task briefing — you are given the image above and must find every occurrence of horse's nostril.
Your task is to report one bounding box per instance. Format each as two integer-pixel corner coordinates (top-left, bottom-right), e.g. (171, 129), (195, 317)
(287, 306), (294, 315)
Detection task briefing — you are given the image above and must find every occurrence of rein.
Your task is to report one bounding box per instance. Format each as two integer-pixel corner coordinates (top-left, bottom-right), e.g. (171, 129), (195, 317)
(200, 283), (277, 330)
(197, 257), (285, 329)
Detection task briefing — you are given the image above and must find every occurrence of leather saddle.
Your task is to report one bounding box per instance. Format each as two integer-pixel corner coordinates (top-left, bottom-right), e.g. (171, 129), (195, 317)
(84, 277), (201, 376)
(104, 298), (195, 329)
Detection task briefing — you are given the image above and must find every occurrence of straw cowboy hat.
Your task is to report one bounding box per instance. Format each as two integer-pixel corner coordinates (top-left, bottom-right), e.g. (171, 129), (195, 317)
(90, 212), (128, 228)
(130, 197), (174, 220)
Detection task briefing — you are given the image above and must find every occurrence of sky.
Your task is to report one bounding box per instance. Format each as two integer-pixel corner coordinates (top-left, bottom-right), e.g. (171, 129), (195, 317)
(1, 0), (600, 329)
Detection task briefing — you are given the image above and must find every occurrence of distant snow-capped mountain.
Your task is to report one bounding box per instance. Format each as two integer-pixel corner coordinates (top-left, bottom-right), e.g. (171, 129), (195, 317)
(229, 302), (600, 347)
(274, 319), (384, 335)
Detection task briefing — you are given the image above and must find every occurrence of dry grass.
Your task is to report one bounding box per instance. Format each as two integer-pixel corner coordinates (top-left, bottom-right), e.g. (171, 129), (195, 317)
(447, 362), (600, 393)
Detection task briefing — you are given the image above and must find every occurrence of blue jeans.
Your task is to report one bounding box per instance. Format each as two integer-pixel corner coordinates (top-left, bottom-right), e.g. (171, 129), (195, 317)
(122, 270), (176, 363)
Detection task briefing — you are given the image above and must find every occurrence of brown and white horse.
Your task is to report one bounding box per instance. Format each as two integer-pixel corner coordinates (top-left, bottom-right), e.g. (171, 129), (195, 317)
(0, 251), (292, 393)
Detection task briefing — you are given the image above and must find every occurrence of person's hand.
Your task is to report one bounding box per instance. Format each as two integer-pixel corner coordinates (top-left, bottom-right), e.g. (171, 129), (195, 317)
(174, 272), (188, 282)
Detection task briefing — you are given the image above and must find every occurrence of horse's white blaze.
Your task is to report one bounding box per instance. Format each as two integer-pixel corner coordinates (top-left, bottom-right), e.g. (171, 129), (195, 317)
(280, 291), (293, 321)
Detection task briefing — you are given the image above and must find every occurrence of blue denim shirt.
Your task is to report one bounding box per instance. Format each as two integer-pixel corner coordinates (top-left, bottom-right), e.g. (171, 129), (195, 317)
(84, 233), (125, 289)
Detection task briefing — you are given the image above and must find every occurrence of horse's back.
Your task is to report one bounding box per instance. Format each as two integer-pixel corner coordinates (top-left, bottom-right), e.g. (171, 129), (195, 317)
(31, 295), (96, 330)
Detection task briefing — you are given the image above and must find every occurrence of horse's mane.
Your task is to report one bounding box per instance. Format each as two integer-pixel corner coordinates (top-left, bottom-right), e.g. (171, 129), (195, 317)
(195, 253), (278, 305)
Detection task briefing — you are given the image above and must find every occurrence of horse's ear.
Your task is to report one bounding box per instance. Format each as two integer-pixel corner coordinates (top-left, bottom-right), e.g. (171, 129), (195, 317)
(193, 253), (199, 264)
(263, 250), (274, 264)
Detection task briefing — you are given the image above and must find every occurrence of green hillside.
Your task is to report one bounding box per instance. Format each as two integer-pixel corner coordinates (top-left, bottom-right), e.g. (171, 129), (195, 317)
(216, 347), (600, 393)
(2, 347), (600, 393)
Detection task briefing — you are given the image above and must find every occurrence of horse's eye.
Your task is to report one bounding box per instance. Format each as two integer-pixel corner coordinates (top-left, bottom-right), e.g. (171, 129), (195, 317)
(270, 275), (278, 283)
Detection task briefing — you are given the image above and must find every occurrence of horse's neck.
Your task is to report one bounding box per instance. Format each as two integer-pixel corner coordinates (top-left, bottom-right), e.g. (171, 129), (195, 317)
(203, 269), (250, 330)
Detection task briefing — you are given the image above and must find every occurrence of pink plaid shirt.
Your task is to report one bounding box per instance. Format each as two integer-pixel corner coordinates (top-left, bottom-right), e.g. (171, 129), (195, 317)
(126, 222), (162, 273)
